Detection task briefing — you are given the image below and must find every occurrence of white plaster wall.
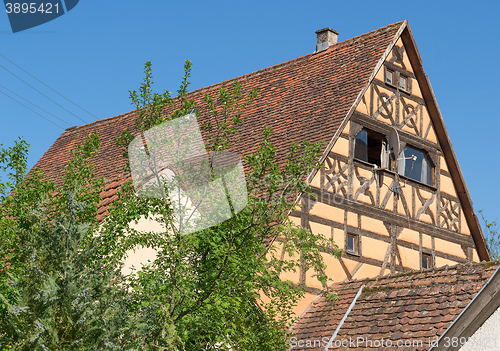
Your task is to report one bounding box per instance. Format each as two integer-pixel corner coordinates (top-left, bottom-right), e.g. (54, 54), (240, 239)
(459, 306), (500, 351)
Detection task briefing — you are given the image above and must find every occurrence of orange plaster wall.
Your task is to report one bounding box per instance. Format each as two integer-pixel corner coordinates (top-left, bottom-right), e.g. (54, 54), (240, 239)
(290, 215), (301, 226)
(375, 65), (385, 81)
(440, 175), (457, 197)
(434, 238), (467, 259)
(332, 136), (349, 156)
(394, 39), (413, 72)
(460, 215), (471, 236)
(292, 292), (320, 320)
(435, 256), (460, 268)
(361, 216), (389, 236)
(473, 250), (480, 263)
(121, 214), (167, 276)
(322, 252), (348, 283)
(398, 246), (420, 270)
(422, 234), (432, 249)
(352, 263), (380, 280)
(398, 185), (413, 216)
(343, 122), (351, 134)
(398, 228), (420, 246)
(309, 222), (333, 242)
(342, 257), (360, 273)
(356, 95), (370, 115)
(310, 169), (322, 189)
(362, 236), (389, 262)
(305, 268), (324, 290)
(309, 202), (344, 222)
(347, 211), (357, 228)
(440, 156), (449, 172)
(416, 189), (435, 225)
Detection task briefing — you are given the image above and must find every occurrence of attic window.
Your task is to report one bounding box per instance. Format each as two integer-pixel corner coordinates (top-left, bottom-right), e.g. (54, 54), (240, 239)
(347, 234), (359, 255)
(385, 69), (394, 85)
(399, 75), (408, 91)
(397, 145), (433, 185)
(354, 128), (384, 167)
(421, 253), (432, 269)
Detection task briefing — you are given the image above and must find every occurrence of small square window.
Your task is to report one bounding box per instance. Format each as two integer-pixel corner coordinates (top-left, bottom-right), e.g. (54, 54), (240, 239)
(385, 70), (394, 85)
(422, 253), (432, 269)
(399, 76), (407, 90)
(347, 234), (359, 255)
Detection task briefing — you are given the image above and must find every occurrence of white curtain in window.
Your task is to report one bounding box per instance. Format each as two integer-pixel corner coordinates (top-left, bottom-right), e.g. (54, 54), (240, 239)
(421, 156), (428, 184)
(380, 140), (389, 168)
(398, 147), (406, 175)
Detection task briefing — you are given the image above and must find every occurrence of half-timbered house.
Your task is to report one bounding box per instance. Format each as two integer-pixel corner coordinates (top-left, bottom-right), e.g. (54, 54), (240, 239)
(32, 20), (490, 318)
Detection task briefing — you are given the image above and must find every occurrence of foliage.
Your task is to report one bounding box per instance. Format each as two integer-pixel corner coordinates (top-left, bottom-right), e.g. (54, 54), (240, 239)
(104, 61), (342, 350)
(0, 136), (137, 350)
(478, 210), (500, 260)
(0, 193), (130, 350)
(1, 60), (342, 350)
(0, 137), (30, 203)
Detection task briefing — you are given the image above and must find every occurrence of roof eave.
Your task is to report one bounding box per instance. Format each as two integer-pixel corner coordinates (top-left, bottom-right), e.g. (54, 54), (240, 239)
(400, 23), (490, 261)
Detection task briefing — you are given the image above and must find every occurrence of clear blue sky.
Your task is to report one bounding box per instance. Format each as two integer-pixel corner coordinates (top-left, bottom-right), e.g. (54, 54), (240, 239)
(1, 1), (498, 226)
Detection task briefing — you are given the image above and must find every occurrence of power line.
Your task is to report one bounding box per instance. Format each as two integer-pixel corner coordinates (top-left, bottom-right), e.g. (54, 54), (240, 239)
(0, 85), (72, 127)
(0, 53), (99, 121)
(0, 62), (88, 124)
(0, 90), (65, 130)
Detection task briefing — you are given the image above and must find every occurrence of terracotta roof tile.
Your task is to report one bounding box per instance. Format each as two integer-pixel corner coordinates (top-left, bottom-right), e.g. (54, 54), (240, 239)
(289, 262), (500, 351)
(31, 22), (403, 222)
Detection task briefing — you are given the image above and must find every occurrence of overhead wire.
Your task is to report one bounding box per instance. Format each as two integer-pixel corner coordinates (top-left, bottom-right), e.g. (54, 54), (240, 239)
(0, 84), (72, 127)
(0, 62), (89, 124)
(0, 90), (65, 130)
(0, 53), (99, 121)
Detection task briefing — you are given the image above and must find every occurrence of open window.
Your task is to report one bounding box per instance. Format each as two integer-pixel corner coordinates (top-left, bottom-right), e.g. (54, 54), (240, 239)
(397, 145), (433, 185)
(354, 128), (385, 167)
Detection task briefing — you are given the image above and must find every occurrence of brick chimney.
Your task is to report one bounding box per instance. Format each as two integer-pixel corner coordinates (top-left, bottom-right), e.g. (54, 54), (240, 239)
(315, 27), (339, 52)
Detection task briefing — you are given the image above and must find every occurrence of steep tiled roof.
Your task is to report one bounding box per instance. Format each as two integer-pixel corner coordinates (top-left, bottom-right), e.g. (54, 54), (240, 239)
(32, 22), (403, 222)
(290, 262), (500, 350)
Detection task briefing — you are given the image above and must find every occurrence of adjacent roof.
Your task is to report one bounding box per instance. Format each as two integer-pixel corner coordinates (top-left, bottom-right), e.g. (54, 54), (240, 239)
(31, 22), (403, 222)
(290, 262), (500, 351)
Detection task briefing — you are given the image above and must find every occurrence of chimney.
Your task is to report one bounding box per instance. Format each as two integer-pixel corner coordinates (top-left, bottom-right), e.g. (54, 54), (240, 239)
(315, 27), (339, 52)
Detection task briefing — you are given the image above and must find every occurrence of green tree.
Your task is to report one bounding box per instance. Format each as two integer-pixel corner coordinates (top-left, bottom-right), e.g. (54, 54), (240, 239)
(0, 60), (342, 350)
(0, 192), (130, 350)
(0, 135), (138, 350)
(478, 210), (500, 260)
(104, 61), (342, 350)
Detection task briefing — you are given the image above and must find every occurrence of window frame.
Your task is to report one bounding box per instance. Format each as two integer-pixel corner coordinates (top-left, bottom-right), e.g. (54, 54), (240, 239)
(385, 68), (395, 86)
(383, 65), (411, 94)
(346, 233), (360, 256)
(399, 75), (408, 92)
(421, 253), (432, 270)
(396, 144), (435, 186)
(353, 128), (386, 168)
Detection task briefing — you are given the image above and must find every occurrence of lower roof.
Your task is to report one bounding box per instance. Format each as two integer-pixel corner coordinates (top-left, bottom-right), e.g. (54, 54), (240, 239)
(290, 261), (499, 350)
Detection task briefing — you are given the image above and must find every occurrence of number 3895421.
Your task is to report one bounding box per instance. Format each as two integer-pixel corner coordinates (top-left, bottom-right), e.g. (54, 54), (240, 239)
(5, 3), (60, 14)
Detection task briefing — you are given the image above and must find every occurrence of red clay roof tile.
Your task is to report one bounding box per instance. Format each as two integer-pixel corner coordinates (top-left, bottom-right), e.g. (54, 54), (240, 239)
(289, 262), (499, 351)
(31, 22), (403, 222)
